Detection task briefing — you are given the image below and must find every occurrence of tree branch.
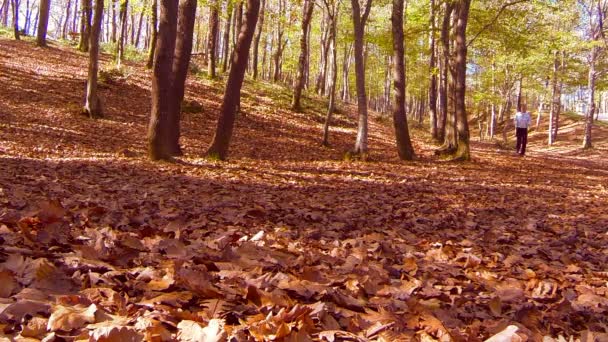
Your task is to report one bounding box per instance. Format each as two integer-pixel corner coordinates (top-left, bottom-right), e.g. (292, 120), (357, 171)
(466, 0), (530, 48)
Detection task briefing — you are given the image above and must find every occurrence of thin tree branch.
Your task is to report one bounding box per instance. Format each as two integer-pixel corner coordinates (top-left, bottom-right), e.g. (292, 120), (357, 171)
(466, 0), (530, 48)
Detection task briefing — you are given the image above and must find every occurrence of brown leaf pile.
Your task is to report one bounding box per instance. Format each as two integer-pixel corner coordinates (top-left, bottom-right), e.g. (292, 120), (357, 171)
(2, 38), (608, 341)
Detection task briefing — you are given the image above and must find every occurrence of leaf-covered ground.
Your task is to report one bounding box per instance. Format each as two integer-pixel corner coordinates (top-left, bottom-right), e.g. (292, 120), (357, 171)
(1, 37), (608, 341)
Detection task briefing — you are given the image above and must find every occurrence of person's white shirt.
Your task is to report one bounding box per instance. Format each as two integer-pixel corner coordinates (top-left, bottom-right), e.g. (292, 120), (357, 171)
(514, 111), (531, 128)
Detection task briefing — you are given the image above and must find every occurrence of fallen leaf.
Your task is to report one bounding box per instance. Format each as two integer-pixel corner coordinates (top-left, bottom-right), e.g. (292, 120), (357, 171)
(176, 319), (226, 342)
(47, 304), (97, 332)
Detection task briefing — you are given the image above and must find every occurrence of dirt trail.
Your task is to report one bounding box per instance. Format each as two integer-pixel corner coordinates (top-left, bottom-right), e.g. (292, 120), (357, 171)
(1, 38), (608, 341)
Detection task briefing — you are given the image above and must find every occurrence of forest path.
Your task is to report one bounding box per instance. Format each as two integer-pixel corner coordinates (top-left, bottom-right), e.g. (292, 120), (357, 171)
(1, 37), (608, 340)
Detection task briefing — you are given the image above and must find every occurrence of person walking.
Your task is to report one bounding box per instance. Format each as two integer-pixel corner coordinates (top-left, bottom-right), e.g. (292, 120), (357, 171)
(514, 105), (531, 156)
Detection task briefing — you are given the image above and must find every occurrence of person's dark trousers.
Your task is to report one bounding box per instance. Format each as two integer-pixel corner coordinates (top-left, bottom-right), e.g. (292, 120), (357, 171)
(516, 127), (528, 155)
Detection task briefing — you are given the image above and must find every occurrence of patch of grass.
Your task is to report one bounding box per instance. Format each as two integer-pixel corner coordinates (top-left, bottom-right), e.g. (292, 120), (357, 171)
(99, 67), (126, 87)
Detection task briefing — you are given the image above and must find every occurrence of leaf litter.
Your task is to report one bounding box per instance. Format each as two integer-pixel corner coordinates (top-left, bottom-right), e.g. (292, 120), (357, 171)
(1, 38), (608, 341)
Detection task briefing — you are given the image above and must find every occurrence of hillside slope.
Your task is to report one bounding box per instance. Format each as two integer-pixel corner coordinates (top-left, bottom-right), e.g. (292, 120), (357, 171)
(2, 38), (608, 341)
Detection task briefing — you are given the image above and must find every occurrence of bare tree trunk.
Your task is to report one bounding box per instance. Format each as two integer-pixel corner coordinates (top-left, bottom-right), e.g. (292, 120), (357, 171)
(207, 0), (219, 77)
(79, 0), (92, 51)
(291, 0), (314, 111)
(583, 45), (597, 149)
(428, 0), (438, 140)
(350, 0), (372, 155)
(316, 11), (330, 95)
(251, 0), (265, 79)
(167, 0), (197, 155)
(516, 75), (523, 111)
(36, 0), (50, 46)
(1, 0), (9, 27)
(341, 42), (352, 102)
(548, 52), (559, 145)
(111, 0), (116, 42)
(116, 0), (128, 66)
(146, 0), (157, 68)
(207, 0), (260, 160)
(452, 0), (471, 160)
(148, 0), (178, 161)
(322, 1), (339, 146)
(11, 0), (19, 40)
(391, 0), (414, 160)
(84, 0), (104, 119)
(63, 0), (72, 38)
(134, 0), (146, 48)
(221, 4), (233, 73)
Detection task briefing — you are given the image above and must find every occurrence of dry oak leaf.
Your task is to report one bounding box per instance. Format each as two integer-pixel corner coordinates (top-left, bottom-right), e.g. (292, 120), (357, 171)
(176, 319), (227, 342)
(0, 271), (18, 298)
(0, 300), (50, 322)
(47, 303), (98, 332)
(20, 317), (48, 338)
(134, 316), (172, 341)
(484, 325), (523, 342)
(89, 323), (144, 342)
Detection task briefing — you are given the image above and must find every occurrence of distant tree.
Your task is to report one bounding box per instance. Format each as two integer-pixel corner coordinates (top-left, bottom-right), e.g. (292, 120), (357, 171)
(207, 0), (260, 160)
(35, 0), (50, 46)
(146, 0), (157, 69)
(11, 0), (19, 40)
(321, 0), (339, 146)
(291, 0), (314, 111)
(116, 0), (128, 66)
(350, 0), (372, 155)
(391, 0), (414, 160)
(207, 0), (219, 77)
(79, 0), (92, 52)
(251, 0), (265, 79)
(83, 0), (104, 118)
(221, 2), (233, 73)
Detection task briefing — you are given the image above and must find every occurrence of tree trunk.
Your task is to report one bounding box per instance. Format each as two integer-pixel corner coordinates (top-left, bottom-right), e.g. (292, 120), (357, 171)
(548, 52), (559, 145)
(63, 0), (72, 38)
(11, 0), (19, 40)
(111, 0), (116, 42)
(291, 0), (314, 111)
(36, 0), (50, 46)
(207, 0), (219, 77)
(79, 0), (92, 51)
(146, 0), (157, 68)
(452, 0), (471, 160)
(147, 0), (178, 161)
(251, 0), (265, 79)
(583, 45), (597, 149)
(207, 0), (260, 160)
(1, 0), (9, 27)
(322, 2), (339, 146)
(221, 4), (233, 73)
(428, 0), (438, 140)
(316, 12), (330, 95)
(516, 75), (523, 111)
(341, 42), (352, 102)
(350, 0), (372, 155)
(391, 0), (414, 160)
(167, 0), (197, 156)
(437, 2), (452, 146)
(116, 0), (128, 66)
(84, 0), (104, 118)
(135, 0), (146, 48)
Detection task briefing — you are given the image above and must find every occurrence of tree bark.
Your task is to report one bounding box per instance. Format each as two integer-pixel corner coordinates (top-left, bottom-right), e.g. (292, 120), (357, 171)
(221, 4), (233, 73)
(251, 0), (265, 79)
(452, 0), (471, 160)
(583, 45), (597, 149)
(391, 0), (414, 160)
(291, 0), (314, 111)
(63, 0), (72, 38)
(116, 0), (128, 66)
(350, 0), (372, 155)
(251, 0), (266, 80)
(36, 0), (50, 46)
(135, 0), (147, 48)
(207, 0), (219, 77)
(341, 42), (352, 102)
(79, 0), (92, 51)
(147, 0), (178, 161)
(322, 1), (339, 146)
(11, 0), (19, 40)
(167, 0), (197, 155)
(84, 0), (104, 119)
(146, 0), (158, 68)
(428, 0), (438, 140)
(207, 0), (260, 160)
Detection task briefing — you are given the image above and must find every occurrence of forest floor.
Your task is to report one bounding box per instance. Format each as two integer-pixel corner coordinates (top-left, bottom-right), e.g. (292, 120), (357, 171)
(1, 37), (608, 342)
